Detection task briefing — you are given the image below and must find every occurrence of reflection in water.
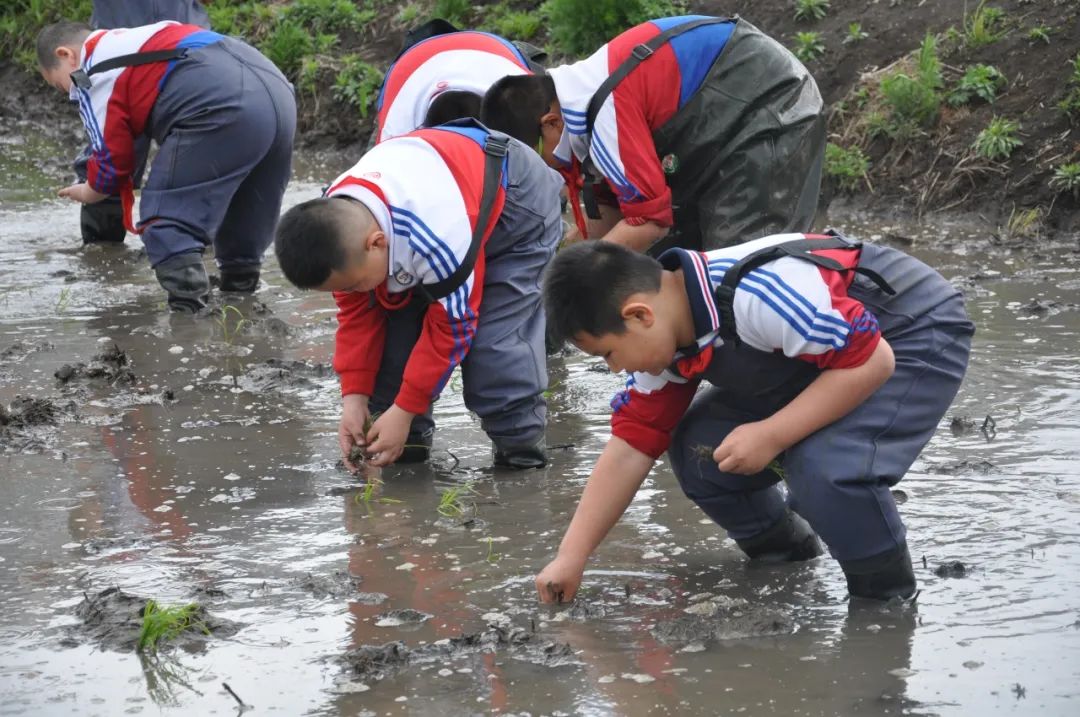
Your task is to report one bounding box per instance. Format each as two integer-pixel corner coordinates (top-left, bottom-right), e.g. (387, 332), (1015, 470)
(0, 157), (1079, 715)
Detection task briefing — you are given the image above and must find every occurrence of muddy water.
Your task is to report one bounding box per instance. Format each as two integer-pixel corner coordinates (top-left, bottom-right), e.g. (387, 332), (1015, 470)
(1, 135), (1079, 717)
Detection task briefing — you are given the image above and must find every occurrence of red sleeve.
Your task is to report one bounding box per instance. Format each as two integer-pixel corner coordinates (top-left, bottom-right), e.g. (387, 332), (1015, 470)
(395, 252), (487, 415)
(610, 376), (699, 459)
(332, 290), (387, 396)
(86, 92), (135, 196)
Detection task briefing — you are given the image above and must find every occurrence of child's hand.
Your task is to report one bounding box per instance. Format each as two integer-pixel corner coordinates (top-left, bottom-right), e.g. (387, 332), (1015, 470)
(58, 182), (108, 205)
(339, 394), (371, 472)
(712, 421), (785, 475)
(365, 404), (415, 467)
(535, 554), (586, 603)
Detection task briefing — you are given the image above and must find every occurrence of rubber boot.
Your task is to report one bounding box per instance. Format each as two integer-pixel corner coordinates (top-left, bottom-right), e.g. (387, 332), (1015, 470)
(398, 428), (433, 464)
(80, 198), (126, 244)
(493, 436), (548, 469)
(841, 542), (918, 602)
(154, 252), (210, 314)
(219, 266), (261, 293)
(735, 510), (824, 563)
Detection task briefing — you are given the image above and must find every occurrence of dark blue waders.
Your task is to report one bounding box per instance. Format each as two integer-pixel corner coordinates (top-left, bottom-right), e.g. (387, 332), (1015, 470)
(75, 1), (211, 245)
(362, 132), (563, 468)
(666, 235), (974, 600)
(140, 38), (296, 309)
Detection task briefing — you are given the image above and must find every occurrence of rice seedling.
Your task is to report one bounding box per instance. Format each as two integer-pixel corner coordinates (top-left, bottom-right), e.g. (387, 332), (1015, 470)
(137, 600), (209, 653)
(437, 481), (477, 519)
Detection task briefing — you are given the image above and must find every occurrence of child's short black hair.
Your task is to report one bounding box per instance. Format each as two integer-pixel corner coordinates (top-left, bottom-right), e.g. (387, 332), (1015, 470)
(544, 241), (663, 344)
(480, 74), (557, 148)
(274, 198), (350, 289)
(424, 91), (482, 128)
(36, 21), (92, 69)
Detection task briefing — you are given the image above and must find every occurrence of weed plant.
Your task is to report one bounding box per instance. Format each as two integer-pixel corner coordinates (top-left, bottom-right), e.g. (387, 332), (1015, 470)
(1004, 206), (1043, 239)
(333, 56), (385, 118)
(825, 143), (870, 190)
(948, 64), (1005, 105)
(962, 1), (1006, 48)
(843, 22), (869, 45)
(481, 3), (542, 41)
(1060, 54), (1080, 120)
(542, 0), (684, 56)
(434, 0), (473, 27)
(972, 116), (1022, 160)
(792, 32), (825, 63)
(793, 0), (829, 23)
(263, 20), (312, 78)
(1026, 25), (1050, 44)
(1050, 163), (1080, 198)
(0, 0), (92, 70)
(879, 34), (942, 138)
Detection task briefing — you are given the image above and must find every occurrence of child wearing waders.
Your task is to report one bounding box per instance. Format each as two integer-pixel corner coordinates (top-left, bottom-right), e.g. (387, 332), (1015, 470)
(535, 234), (973, 602)
(481, 15), (825, 254)
(75, 1), (211, 245)
(274, 121), (563, 468)
(372, 27), (540, 145)
(37, 20), (296, 311)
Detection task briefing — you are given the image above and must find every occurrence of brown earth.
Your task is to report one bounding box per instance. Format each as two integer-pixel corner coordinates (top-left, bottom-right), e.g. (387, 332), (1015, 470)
(2, 0), (1078, 234)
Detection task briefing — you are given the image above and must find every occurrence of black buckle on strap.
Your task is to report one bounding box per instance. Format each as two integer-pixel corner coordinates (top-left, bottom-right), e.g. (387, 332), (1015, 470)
(484, 136), (509, 157)
(631, 44), (654, 60)
(70, 69), (92, 91)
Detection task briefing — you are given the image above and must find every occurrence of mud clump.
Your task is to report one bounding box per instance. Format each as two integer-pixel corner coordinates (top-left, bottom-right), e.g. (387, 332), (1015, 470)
(0, 340), (54, 363)
(293, 571), (385, 603)
(374, 609), (432, 628)
(934, 561), (969, 579)
(652, 596), (795, 646)
(0, 396), (63, 428)
(230, 358), (333, 394)
(55, 343), (136, 386)
(931, 459), (997, 475)
(71, 587), (239, 653)
(341, 623), (578, 682)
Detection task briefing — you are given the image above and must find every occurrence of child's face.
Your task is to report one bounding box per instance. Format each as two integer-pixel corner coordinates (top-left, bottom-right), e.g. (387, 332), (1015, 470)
(39, 47), (80, 93)
(573, 307), (677, 376)
(316, 228), (389, 294)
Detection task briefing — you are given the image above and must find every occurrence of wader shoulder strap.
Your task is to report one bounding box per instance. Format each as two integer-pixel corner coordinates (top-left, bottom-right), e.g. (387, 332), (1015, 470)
(416, 133), (510, 303)
(714, 231), (897, 342)
(578, 17), (731, 219)
(71, 48), (189, 89)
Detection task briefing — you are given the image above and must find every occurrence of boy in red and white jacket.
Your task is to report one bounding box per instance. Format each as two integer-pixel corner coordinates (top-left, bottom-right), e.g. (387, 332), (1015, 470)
(535, 234), (973, 602)
(275, 122), (563, 469)
(37, 20), (295, 311)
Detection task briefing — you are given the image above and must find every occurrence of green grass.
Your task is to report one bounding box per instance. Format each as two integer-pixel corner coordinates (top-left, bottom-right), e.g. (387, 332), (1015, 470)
(0, 0), (92, 71)
(434, 0), (473, 26)
(878, 34), (942, 138)
(481, 3), (542, 41)
(948, 64), (1005, 106)
(1058, 53), (1080, 120)
(333, 55), (385, 118)
(282, 0), (374, 34)
(793, 0), (830, 22)
(972, 116), (1022, 160)
(541, 0), (685, 56)
(843, 22), (869, 45)
(962, 1), (1006, 48)
(1050, 163), (1080, 198)
(792, 31), (825, 62)
(262, 20), (313, 78)
(825, 143), (870, 191)
(397, 4), (422, 26)
(138, 601), (209, 653)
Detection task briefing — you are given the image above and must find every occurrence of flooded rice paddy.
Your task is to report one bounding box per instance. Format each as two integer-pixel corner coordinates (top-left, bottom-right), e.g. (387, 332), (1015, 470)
(0, 133), (1078, 716)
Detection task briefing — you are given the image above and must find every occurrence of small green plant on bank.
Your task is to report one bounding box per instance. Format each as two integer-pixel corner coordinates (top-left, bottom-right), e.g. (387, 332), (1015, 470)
(541, 0), (685, 56)
(948, 64), (1005, 105)
(1004, 206), (1044, 239)
(1060, 54), (1080, 120)
(825, 143), (870, 191)
(962, 1), (1006, 48)
(793, 0), (829, 23)
(1026, 25), (1051, 44)
(0, 0), (92, 70)
(437, 481), (476, 519)
(333, 56), (385, 118)
(481, 3), (542, 41)
(973, 116), (1022, 160)
(792, 32), (825, 62)
(262, 20), (312, 78)
(1049, 163), (1080, 198)
(878, 34), (942, 138)
(282, 0), (373, 35)
(843, 22), (869, 45)
(397, 4), (422, 26)
(138, 601), (208, 653)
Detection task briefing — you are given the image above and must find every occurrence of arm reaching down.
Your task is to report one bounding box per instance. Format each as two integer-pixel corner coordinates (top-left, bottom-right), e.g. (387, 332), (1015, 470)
(536, 437), (656, 603)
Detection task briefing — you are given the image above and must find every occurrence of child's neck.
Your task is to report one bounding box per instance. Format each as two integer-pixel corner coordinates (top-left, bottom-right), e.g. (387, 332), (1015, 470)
(665, 269), (698, 349)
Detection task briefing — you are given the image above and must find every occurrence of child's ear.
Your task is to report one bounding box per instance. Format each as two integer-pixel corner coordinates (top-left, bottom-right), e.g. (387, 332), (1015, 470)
(621, 300), (655, 328)
(365, 229), (387, 252)
(540, 109), (563, 134)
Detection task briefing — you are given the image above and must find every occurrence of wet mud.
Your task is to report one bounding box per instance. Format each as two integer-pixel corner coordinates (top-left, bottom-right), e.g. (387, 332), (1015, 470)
(54, 342), (136, 386)
(69, 587), (239, 653)
(652, 596), (795, 646)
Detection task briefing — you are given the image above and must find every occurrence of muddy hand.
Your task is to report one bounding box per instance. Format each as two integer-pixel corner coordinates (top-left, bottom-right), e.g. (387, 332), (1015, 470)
(365, 404), (415, 468)
(339, 394), (371, 473)
(535, 555), (584, 604)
